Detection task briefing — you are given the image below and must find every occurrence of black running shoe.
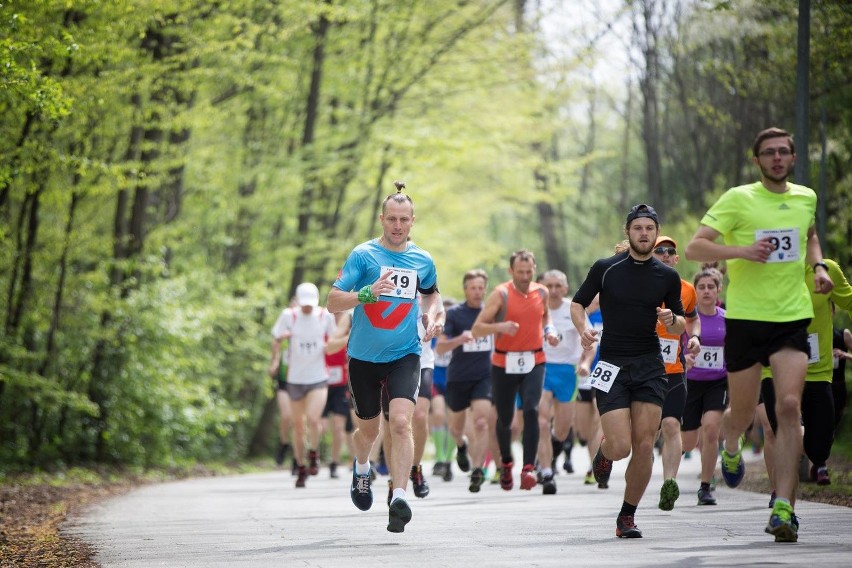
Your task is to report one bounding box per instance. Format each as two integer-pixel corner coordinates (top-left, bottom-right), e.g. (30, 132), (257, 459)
(274, 443), (289, 466)
(411, 464), (430, 498)
(308, 449), (319, 476)
(563, 459), (574, 474)
(295, 465), (308, 488)
(469, 467), (485, 493)
(456, 438), (471, 472)
(350, 462), (373, 511)
(697, 486), (717, 506)
(329, 462), (339, 479)
(592, 445), (612, 487)
(616, 515), (642, 538)
(542, 473), (557, 495)
(387, 479), (393, 507)
(442, 462), (454, 482)
(387, 498), (412, 533)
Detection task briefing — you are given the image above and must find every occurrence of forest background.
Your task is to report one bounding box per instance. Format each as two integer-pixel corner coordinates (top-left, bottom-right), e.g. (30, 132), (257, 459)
(2, 0), (851, 472)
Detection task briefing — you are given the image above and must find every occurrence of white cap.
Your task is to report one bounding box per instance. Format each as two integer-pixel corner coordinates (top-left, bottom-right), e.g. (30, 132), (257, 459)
(295, 282), (319, 307)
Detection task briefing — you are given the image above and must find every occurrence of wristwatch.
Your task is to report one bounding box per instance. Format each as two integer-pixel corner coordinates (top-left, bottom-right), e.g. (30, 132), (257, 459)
(813, 262), (829, 272)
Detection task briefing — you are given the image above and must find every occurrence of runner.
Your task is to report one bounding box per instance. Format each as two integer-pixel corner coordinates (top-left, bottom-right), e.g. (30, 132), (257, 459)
(430, 298), (456, 481)
(575, 293), (604, 487)
(270, 282), (336, 488)
(327, 182), (443, 533)
(536, 269), (595, 495)
(572, 204), (685, 538)
(436, 269), (495, 493)
(472, 250), (560, 491)
(684, 127), (834, 542)
(324, 310), (355, 479)
(681, 269), (728, 506)
(652, 236), (701, 511)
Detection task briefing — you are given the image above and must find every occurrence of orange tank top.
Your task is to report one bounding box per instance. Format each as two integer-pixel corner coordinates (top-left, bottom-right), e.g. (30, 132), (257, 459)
(492, 281), (547, 368)
(655, 279), (697, 374)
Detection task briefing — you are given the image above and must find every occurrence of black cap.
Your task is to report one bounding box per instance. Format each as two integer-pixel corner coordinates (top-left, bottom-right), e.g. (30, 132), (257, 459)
(625, 203), (659, 226)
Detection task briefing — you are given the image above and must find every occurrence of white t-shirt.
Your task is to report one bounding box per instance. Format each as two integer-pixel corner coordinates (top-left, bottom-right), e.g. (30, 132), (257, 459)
(417, 317), (435, 370)
(543, 298), (588, 365)
(272, 307), (336, 385)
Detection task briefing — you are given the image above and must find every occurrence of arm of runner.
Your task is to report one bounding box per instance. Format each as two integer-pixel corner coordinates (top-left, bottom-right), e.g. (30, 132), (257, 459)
(436, 330), (473, 355)
(806, 226), (834, 295)
(685, 315), (701, 356)
(420, 291), (445, 341)
(570, 301), (597, 351)
(684, 224), (774, 263)
(542, 289), (560, 347)
(472, 290), (518, 337)
(657, 306), (686, 336)
(268, 337), (284, 378)
(328, 271), (394, 312)
(325, 313), (351, 355)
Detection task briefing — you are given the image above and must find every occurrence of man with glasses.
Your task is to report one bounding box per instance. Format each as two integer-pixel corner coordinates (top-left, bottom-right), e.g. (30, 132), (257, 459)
(571, 204), (685, 538)
(651, 237), (700, 511)
(685, 127), (834, 543)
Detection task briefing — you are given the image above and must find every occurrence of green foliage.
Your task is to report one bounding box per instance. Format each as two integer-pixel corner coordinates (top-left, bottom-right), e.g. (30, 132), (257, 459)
(0, 0), (849, 472)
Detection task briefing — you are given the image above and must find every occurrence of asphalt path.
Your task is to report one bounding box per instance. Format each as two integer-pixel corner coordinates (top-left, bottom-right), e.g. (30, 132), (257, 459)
(68, 446), (852, 567)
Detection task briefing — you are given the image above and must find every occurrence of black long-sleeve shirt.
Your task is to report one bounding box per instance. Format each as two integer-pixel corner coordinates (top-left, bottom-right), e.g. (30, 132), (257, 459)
(573, 252), (684, 359)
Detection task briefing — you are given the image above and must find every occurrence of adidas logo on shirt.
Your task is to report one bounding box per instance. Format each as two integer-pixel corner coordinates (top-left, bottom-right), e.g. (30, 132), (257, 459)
(779, 203), (790, 210)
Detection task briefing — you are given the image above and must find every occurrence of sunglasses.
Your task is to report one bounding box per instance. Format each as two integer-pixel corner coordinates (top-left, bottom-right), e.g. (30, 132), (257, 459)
(654, 246), (677, 255)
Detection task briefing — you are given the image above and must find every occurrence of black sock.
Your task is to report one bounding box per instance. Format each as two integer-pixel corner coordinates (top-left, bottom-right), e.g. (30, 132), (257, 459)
(619, 501), (637, 517)
(700, 481), (711, 491)
(551, 437), (563, 460)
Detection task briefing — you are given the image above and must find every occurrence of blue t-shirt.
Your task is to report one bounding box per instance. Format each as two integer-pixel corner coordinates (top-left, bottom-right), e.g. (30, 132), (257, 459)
(444, 302), (492, 383)
(333, 239), (438, 363)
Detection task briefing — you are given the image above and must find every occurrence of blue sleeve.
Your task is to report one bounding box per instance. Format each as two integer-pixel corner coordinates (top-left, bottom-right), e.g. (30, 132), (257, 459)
(334, 250), (365, 292)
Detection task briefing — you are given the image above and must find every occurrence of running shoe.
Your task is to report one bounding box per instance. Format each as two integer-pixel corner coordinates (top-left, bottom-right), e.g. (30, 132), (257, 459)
(432, 462), (446, 478)
(500, 461), (514, 491)
(491, 467), (502, 485)
(442, 462), (454, 482)
(616, 515), (642, 538)
(274, 443), (289, 466)
(456, 437), (471, 472)
(697, 487), (717, 506)
(535, 464), (543, 484)
(520, 464), (537, 490)
(658, 478), (680, 511)
(329, 462), (339, 479)
(387, 498), (412, 533)
(541, 472), (557, 495)
(350, 462), (373, 511)
(308, 449), (319, 475)
(592, 445), (613, 487)
(815, 466), (831, 486)
(410, 464), (430, 498)
(295, 465), (308, 488)
(768, 490), (776, 508)
(469, 467), (485, 493)
(563, 459), (574, 474)
(720, 437), (745, 488)
(765, 500), (798, 543)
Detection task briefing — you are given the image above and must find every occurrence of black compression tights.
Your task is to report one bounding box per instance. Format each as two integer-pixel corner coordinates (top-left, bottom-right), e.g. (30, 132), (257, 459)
(492, 364), (544, 466)
(762, 379), (835, 467)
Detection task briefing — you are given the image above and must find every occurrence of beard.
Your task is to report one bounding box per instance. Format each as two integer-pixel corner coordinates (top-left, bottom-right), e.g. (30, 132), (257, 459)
(628, 235), (654, 256)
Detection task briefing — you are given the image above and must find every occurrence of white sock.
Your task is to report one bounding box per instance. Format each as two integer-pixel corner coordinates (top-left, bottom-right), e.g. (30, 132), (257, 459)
(390, 488), (407, 503)
(355, 460), (371, 475)
(542, 467), (553, 477)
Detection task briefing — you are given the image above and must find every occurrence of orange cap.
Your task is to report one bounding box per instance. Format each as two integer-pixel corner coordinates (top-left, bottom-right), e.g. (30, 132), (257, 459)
(654, 235), (677, 248)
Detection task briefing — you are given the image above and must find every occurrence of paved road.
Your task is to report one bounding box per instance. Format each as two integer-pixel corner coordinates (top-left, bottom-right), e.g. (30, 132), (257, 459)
(68, 448), (851, 567)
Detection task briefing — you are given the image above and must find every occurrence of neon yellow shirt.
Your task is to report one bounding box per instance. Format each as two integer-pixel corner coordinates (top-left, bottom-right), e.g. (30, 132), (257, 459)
(700, 181), (815, 322)
(804, 259), (852, 382)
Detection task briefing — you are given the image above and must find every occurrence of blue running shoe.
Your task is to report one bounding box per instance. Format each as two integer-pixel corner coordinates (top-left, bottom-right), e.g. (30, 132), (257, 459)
(765, 500), (798, 543)
(387, 498), (412, 533)
(350, 462), (373, 511)
(720, 438), (745, 488)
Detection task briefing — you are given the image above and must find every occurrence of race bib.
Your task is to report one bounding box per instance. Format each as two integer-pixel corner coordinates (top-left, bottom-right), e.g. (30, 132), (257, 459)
(296, 340), (321, 357)
(435, 349), (452, 367)
(328, 366), (344, 385)
(807, 333), (819, 365)
(589, 360), (620, 393)
(506, 351), (535, 374)
(659, 338), (679, 365)
(380, 266), (417, 299)
(463, 335), (493, 352)
(755, 228), (800, 263)
(695, 345), (724, 370)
